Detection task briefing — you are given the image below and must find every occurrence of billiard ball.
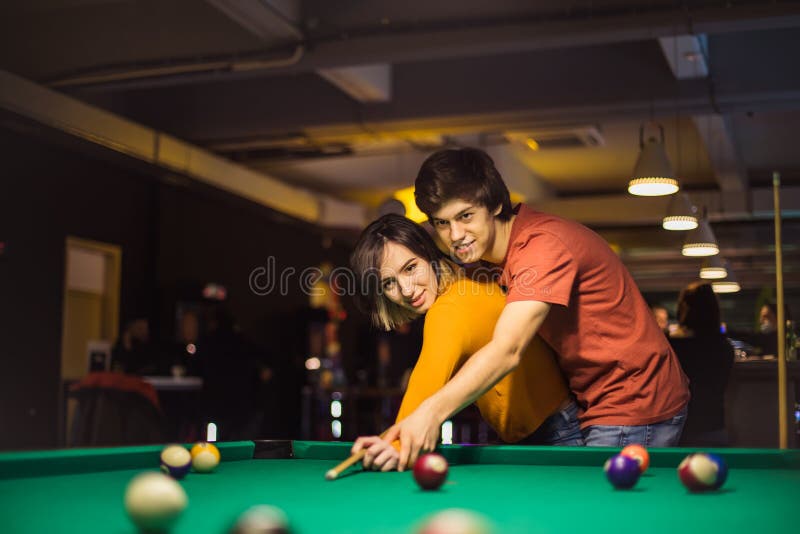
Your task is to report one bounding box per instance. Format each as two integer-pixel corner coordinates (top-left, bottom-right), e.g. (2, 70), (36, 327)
(160, 444), (192, 479)
(678, 453), (728, 492)
(413, 453), (449, 490)
(124, 472), (187, 531)
(229, 505), (291, 534)
(416, 508), (492, 534)
(620, 444), (650, 473)
(603, 454), (641, 489)
(705, 453), (729, 488)
(191, 442), (220, 473)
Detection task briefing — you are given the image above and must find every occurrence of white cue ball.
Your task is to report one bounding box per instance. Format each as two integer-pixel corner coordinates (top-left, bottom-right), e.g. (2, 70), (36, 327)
(231, 505), (290, 534)
(416, 508), (493, 534)
(124, 472), (188, 531)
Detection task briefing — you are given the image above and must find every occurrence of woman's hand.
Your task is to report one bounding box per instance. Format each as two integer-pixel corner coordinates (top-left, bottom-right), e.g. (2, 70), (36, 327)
(383, 410), (441, 471)
(351, 435), (400, 472)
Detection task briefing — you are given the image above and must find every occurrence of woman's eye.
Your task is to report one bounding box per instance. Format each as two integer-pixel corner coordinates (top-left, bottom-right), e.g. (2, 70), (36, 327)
(382, 280), (396, 291)
(406, 263), (416, 273)
(461, 213), (473, 220)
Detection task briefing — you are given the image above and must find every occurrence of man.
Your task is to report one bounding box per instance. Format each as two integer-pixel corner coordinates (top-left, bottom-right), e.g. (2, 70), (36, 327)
(651, 304), (670, 336)
(111, 318), (158, 375)
(384, 147), (689, 470)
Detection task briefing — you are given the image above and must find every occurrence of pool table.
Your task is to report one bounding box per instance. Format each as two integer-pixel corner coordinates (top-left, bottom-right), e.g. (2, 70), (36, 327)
(1, 441), (798, 533)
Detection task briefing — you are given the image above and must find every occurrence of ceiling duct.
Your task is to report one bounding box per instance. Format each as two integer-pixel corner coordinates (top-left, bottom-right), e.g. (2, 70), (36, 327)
(504, 126), (605, 150)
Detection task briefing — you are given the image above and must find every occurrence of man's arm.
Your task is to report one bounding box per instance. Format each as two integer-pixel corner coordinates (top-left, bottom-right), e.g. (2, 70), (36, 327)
(384, 299), (551, 470)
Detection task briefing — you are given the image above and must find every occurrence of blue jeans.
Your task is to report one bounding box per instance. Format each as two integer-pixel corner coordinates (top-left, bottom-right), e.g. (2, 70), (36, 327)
(582, 406), (688, 447)
(521, 399), (585, 446)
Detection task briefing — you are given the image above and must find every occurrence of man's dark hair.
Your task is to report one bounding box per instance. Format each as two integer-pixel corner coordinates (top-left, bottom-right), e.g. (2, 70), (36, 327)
(415, 147), (513, 221)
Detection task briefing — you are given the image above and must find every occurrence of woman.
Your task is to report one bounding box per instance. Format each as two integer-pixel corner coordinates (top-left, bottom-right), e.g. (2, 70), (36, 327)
(350, 214), (583, 471)
(670, 281), (735, 447)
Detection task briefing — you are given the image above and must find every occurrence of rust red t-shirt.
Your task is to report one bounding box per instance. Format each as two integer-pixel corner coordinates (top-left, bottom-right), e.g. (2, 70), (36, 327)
(500, 204), (689, 427)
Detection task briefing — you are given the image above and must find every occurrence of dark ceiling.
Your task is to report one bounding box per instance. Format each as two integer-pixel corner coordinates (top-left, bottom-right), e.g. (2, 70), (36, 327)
(2, 0), (799, 291)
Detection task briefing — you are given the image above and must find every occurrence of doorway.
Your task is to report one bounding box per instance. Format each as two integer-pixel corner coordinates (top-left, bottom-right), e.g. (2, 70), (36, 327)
(59, 237), (121, 444)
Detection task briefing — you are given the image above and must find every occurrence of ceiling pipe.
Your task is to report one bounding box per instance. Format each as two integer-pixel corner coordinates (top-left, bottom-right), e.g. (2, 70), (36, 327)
(44, 4), (800, 90)
(49, 45), (305, 88)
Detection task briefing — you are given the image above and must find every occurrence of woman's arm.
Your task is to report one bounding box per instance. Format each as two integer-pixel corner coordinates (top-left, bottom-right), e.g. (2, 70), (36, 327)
(351, 305), (467, 470)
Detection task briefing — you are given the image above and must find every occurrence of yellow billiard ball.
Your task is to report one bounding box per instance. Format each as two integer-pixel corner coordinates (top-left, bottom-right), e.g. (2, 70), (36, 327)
(190, 442), (220, 473)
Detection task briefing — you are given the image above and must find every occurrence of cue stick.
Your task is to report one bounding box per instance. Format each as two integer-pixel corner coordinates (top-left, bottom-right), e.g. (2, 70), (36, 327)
(773, 171), (788, 450)
(325, 430), (391, 480)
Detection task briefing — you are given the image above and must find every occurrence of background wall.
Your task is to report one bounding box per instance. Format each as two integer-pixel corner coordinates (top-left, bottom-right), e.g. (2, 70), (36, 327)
(2, 126), (794, 450)
(0, 130), (361, 450)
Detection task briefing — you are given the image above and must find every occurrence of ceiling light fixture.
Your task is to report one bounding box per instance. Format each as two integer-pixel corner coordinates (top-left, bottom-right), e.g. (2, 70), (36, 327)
(662, 192), (698, 230)
(681, 209), (719, 257)
(712, 269), (741, 293)
(392, 187), (427, 223)
(525, 138), (540, 151)
(628, 123), (679, 196)
(700, 256), (728, 279)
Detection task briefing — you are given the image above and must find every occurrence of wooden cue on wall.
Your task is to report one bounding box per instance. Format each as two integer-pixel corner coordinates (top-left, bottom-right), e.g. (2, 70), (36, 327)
(773, 171), (788, 450)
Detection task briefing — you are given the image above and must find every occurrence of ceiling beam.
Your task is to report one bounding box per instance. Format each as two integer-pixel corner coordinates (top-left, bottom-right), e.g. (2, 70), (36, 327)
(254, 142), (555, 207)
(317, 63), (393, 103)
(658, 35), (709, 80)
(205, 0), (302, 41)
(50, 4), (800, 90)
(301, 4), (800, 70)
(692, 114), (750, 216)
(0, 69), (366, 228)
(656, 34), (752, 218)
(534, 187), (800, 227)
(691, 114), (749, 192)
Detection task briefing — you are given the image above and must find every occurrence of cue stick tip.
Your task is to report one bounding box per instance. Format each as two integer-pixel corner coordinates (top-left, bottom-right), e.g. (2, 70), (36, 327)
(325, 469), (338, 481)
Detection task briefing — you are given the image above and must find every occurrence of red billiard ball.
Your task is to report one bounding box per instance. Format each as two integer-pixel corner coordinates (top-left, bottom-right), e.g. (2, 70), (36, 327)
(678, 453), (728, 492)
(413, 453), (449, 490)
(620, 444), (650, 473)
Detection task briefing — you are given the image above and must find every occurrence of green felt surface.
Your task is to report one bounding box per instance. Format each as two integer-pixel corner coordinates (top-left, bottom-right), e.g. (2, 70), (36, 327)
(0, 441), (254, 479)
(0, 442), (798, 533)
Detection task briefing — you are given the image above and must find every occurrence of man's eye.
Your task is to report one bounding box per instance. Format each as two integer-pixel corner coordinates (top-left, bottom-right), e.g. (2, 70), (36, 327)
(434, 220), (448, 227)
(461, 213), (473, 220)
(405, 263), (416, 273)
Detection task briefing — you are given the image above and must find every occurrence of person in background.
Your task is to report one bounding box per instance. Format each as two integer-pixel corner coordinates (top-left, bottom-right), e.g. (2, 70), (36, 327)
(759, 301), (781, 335)
(670, 282), (734, 447)
(651, 304), (670, 337)
(169, 309), (201, 376)
(197, 306), (262, 440)
(756, 301), (796, 358)
(111, 318), (159, 375)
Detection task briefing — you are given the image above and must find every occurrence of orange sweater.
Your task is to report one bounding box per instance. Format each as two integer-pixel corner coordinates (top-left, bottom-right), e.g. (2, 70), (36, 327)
(395, 278), (569, 442)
